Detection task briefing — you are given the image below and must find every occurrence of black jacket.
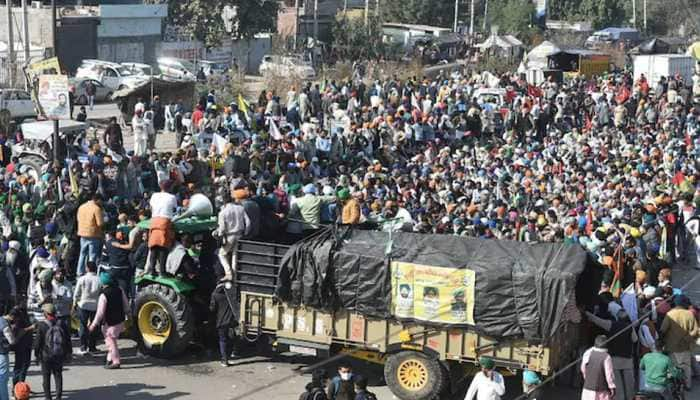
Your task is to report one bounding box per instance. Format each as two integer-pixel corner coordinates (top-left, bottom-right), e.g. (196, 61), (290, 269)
(209, 285), (236, 328)
(33, 318), (70, 363)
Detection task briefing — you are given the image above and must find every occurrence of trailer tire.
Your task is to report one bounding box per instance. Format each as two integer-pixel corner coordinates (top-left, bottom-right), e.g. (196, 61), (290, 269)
(134, 283), (195, 358)
(384, 351), (447, 400)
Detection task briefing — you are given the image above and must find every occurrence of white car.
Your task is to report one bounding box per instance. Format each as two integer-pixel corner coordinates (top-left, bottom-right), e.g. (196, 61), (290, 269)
(75, 59), (148, 90)
(259, 55), (315, 79)
(121, 62), (155, 77)
(157, 57), (197, 81)
(0, 89), (37, 122)
(473, 88), (506, 107)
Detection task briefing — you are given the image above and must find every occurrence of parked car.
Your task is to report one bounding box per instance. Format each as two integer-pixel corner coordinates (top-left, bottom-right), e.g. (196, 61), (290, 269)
(198, 60), (230, 76)
(473, 88), (506, 107)
(585, 27), (641, 49)
(157, 57), (197, 81)
(121, 62), (156, 77)
(69, 78), (114, 105)
(75, 59), (148, 90)
(0, 89), (37, 122)
(259, 55), (315, 79)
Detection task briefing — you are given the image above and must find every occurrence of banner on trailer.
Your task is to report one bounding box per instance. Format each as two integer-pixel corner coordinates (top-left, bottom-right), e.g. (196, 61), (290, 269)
(391, 261), (475, 325)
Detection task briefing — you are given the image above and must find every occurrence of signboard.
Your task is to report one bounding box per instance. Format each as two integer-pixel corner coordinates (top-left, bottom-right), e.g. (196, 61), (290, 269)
(27, 57), (61, 76)
(38, 75), (70, 120)
(391, 261), (475, 325)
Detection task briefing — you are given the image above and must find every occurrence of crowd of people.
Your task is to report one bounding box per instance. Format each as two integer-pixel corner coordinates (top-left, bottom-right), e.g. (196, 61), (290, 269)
(0, 60), (699, 399)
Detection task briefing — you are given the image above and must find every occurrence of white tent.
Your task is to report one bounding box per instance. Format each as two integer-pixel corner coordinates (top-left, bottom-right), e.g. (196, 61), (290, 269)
(523, 40), (561, 68)
(476, 34), (524, 59)
(519, 41), (562, 84)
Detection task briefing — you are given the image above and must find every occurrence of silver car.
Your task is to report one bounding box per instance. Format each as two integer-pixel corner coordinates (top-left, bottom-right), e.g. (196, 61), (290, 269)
(70, 78), (114, 105)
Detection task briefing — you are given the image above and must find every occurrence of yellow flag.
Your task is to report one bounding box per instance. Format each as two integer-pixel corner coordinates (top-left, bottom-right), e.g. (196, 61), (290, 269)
(69, 163), (79, 196)
(237, 93), (249, 115)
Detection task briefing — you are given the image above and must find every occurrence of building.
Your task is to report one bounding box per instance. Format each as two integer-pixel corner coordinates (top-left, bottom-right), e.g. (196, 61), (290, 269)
(382, 23), (454, 48)
(277, 0), (366, 44)
(96, 4), (167, 65)
(0, 2), (165, 76)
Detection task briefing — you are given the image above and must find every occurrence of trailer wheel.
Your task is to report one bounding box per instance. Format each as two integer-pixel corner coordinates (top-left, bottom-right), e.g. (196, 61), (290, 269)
(384, 351), (447, 400)
(134, 283), (194, 358)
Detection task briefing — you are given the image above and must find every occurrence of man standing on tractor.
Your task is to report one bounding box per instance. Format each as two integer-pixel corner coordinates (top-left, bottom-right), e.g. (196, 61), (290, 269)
(146, 180), (177, 276)
(214, 179), (251, 281)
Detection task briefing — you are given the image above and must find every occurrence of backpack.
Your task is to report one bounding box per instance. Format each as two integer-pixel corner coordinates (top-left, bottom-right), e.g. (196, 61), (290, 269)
(356, 391), (377, 400)
(299, 388), (326, 400)
(44, 321), (67, 361)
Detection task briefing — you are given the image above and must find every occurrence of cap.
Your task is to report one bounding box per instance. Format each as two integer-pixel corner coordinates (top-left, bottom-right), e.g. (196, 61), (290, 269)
(523, 370), (541, 385)
(478, 356), (495, 369)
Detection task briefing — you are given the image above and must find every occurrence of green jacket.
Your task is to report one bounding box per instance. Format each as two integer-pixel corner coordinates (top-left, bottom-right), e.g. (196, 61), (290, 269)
(294, 194), (334, 230)
(640, 351), (672, 387)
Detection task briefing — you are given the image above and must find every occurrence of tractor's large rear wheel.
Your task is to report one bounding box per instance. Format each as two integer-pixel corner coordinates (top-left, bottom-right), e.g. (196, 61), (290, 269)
(134, 284), (195, 358)
(384, 351), (447, 400)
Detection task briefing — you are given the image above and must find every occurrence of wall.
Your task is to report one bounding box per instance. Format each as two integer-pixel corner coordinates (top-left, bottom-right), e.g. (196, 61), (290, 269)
(0, 7), (55, 49)
(97, 4), (166, 38)
(97, 35), (160, 65)
(57, 17), (100, 73)
(226, 36), (272, 73)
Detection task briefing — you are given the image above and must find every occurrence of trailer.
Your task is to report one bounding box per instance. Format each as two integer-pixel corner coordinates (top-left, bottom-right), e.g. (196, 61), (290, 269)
(235, 235), (594, 400)
(633, 54), (697, 86)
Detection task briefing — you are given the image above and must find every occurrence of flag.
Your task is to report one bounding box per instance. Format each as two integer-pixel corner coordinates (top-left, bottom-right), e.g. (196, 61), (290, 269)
(610, 244), (623, 298)
(527, 85), (542, 98)
(213, 133), (228, 155)
(237, 93), (254, 129)
(411, 92), (420, 110)
(274, 154), (281, 177)
(237, 93), (249, 115)
(269, 117), (283, 141)
(68, 163), (79, 196)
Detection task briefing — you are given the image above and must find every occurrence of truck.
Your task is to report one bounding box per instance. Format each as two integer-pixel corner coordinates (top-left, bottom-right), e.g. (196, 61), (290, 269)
(131, 207), (596, 400)
(585, 27), (640, 49)
(633, 54), (697, 86)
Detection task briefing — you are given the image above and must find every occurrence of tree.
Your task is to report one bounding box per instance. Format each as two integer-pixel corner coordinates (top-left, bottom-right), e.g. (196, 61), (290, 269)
(151, 0), (279, 48)
(548, 0), (627, 29)
(332, 16), (386, 60)
(488, 0), (536, 35)
(381, 0), (455, 28)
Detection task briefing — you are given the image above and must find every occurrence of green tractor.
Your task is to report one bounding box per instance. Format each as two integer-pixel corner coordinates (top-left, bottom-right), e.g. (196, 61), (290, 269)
(132, 212), (219, 358)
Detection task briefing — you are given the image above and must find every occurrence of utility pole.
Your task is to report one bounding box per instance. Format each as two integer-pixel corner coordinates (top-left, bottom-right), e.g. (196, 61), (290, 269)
(51, 0), (57, 57)
(313, 0), (318, 40)
(469, 0), (475, 36)
(293, 0), (299, 50)
(375, 0), (379, 20)
(453, 0), (458, 33)
(643, 0), (647, 32)
(21, 0), (28, 64)
(632, 0), (636, 28)
(6, 0), (16, 88)
(483, 0), (488, 32)
(364, 0), (369, 26)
